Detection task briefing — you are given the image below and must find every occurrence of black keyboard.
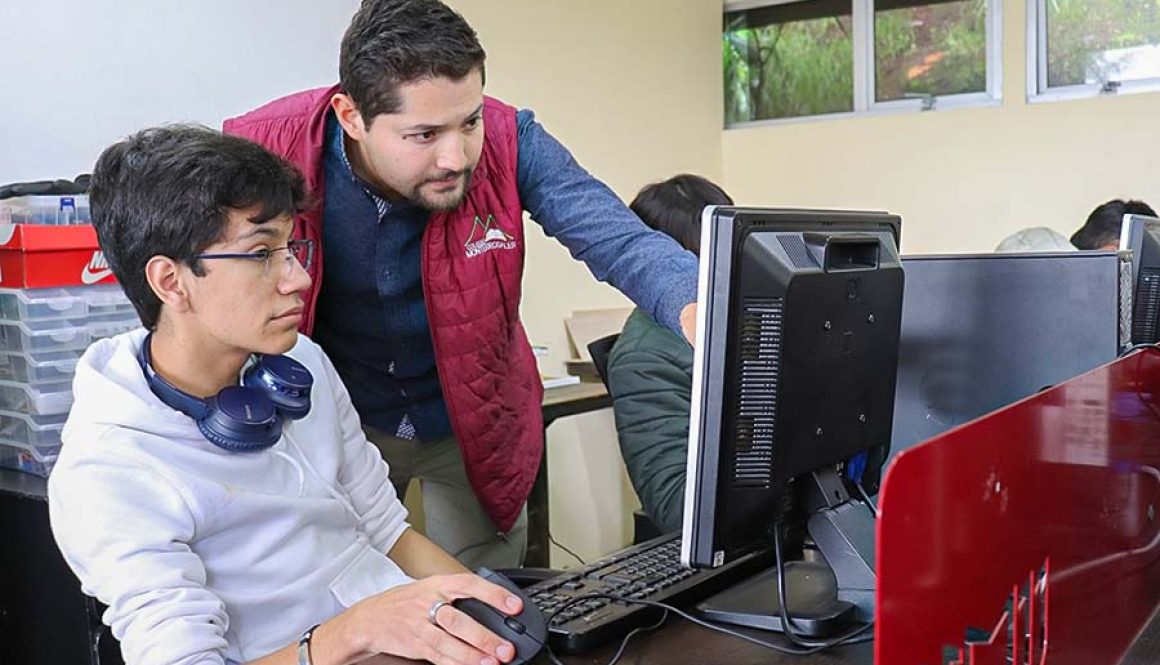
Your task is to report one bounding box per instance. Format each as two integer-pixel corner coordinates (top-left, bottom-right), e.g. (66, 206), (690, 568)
(525, 533), (771, 653)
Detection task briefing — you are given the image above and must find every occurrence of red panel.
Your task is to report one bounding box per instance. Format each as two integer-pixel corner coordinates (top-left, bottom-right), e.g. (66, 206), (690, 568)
(877, 350), (1160, 665)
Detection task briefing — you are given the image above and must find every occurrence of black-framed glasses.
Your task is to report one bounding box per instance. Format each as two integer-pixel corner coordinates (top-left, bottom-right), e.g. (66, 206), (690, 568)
(194, 238), (315, 277)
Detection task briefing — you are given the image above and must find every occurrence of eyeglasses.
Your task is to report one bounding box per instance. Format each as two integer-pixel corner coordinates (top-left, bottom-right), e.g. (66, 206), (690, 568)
(194, 238), (315, 277)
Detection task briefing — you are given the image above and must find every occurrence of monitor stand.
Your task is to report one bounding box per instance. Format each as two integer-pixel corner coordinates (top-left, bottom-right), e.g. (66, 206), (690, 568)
(695, 557), (856, 637)
(694, 469), (876, 638)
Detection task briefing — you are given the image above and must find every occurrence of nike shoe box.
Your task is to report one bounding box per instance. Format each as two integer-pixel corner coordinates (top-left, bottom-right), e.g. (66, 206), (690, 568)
(0, 221), (114, 288)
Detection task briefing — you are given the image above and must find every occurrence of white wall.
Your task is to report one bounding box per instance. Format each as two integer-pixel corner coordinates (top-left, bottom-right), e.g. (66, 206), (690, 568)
(0, 1), (359, 183)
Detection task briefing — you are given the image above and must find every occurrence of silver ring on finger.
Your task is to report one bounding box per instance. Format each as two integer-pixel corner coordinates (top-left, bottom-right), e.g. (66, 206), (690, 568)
(427, 598), (453, 627)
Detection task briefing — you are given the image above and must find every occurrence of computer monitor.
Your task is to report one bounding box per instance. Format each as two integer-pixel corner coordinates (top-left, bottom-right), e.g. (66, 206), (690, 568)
(680, 206), (903, 638)
(1120, 214), (1160, 345)
(889, 251), (1124, 463)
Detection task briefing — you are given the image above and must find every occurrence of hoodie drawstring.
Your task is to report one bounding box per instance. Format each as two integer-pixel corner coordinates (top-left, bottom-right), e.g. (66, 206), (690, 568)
(272, 450), (307, 497)
(282, 429), (362, 522)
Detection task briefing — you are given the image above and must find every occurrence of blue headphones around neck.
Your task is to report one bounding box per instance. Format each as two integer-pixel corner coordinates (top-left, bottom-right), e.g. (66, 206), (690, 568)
(138, 332), (314, 452)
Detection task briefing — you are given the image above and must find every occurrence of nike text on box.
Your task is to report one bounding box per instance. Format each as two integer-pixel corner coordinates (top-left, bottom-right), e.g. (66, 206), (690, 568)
(0, 223), (116, 288)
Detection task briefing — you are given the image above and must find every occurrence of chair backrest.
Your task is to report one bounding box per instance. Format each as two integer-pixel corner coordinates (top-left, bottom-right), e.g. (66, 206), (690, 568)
(586, 334), (619, 389)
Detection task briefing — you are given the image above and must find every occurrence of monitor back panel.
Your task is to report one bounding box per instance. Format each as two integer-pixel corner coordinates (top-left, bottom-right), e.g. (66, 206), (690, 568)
(889, 252), (1121, 463)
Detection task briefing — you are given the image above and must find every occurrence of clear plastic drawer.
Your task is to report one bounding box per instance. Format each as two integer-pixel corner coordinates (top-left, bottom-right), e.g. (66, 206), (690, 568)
(0, 379), (73, 415)
(0, 351), (78, 385)
(0, 439), (58, 477)
(0, 317), (138, 355)
(0, 320), (90, 354)
(0, 410), (66, 449)
(0, 285), (133, 323)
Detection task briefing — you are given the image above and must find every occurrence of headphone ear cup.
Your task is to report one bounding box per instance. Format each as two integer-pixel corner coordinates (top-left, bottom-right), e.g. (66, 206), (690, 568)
(196, 419), (280, 453)
(200, 387), (283, 452)
(243, 355), (314, 420)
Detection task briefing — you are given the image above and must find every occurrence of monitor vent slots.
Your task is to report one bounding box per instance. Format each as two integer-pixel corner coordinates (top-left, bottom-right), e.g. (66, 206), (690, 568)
(1133, 268), (1160, 344)
(732, 297), (782, 489)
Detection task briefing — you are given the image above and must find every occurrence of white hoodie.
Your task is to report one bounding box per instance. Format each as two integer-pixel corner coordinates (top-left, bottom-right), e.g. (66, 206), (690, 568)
(49, 329), (412, 665)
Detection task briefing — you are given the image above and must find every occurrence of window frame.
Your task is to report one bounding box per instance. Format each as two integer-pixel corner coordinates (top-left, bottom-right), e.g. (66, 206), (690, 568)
(724, 0), (1003, 128)
(1026, 0), (1160, 103)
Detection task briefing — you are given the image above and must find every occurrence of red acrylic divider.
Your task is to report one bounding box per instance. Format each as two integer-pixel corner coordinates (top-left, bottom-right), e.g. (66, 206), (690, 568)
(877, 349), (1160, 665)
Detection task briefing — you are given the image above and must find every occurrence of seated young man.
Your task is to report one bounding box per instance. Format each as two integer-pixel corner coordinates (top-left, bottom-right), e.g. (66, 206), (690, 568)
(49, 125), (523, 665)
(606, 175), (733, 533)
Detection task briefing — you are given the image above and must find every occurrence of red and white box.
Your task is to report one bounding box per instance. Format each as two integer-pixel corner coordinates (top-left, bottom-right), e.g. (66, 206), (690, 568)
(0, 224), (116, 288)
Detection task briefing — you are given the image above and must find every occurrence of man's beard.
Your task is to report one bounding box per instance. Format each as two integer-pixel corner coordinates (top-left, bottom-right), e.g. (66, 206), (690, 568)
(409, 168), (474, 212)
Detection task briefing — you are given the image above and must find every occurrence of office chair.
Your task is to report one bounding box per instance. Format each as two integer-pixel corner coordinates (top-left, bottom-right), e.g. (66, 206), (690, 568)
(586, 334), (619, 387)
(87, 596), (125, 665)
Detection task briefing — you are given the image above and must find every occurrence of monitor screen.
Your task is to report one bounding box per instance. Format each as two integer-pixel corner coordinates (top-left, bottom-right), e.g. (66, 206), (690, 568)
(681, 206), (903, 570)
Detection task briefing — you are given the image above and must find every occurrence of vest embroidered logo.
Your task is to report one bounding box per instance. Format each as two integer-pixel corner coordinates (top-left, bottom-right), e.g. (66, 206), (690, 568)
(464, 214), (516, 258)
(81, 251), (114, 285)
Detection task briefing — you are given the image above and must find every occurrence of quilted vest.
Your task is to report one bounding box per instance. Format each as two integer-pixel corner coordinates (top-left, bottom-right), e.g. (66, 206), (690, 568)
(225, 88), (541, 531)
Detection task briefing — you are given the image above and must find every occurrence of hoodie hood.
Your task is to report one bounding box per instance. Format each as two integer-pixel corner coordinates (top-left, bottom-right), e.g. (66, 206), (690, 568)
(63, 328), (208, 451)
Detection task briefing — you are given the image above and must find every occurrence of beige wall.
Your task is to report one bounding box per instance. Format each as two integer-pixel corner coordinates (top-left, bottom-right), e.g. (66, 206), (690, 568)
(448, 0), (724, 564)
(722, 0), (1160, 254)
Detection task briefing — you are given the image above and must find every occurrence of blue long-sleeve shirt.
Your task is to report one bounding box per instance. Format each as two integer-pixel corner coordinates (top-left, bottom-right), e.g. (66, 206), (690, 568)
(312, 108), (698, 441)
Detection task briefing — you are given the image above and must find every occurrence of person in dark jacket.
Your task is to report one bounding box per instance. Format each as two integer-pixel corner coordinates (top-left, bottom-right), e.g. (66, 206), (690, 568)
(607, 175), (733, 533)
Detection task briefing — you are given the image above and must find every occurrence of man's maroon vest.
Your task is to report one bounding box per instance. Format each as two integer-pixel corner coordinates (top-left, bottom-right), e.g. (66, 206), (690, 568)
(225, 88), (542, 532)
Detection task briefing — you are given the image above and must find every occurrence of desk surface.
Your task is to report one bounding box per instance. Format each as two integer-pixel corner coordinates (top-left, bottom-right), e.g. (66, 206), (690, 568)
(541, 382), (610, 424)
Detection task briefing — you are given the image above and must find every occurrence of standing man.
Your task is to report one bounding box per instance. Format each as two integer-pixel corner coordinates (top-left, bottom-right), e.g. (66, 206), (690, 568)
(225, 0), (699, 569)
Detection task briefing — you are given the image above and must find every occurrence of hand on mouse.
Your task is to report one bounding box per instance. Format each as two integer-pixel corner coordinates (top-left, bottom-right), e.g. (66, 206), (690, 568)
(336, 572), (525, 665)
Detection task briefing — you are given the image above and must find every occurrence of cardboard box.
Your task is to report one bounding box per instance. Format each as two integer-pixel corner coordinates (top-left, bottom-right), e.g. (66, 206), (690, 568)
(0, 224), (116, 288)
(564, 308), (633, 362)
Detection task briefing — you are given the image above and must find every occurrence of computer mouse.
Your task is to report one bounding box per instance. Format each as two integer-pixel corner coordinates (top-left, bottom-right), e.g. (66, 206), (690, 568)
(453, 567), (547, 665)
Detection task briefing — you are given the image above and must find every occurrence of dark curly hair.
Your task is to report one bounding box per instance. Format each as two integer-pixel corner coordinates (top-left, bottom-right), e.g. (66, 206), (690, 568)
(340, 0), (486, 124)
